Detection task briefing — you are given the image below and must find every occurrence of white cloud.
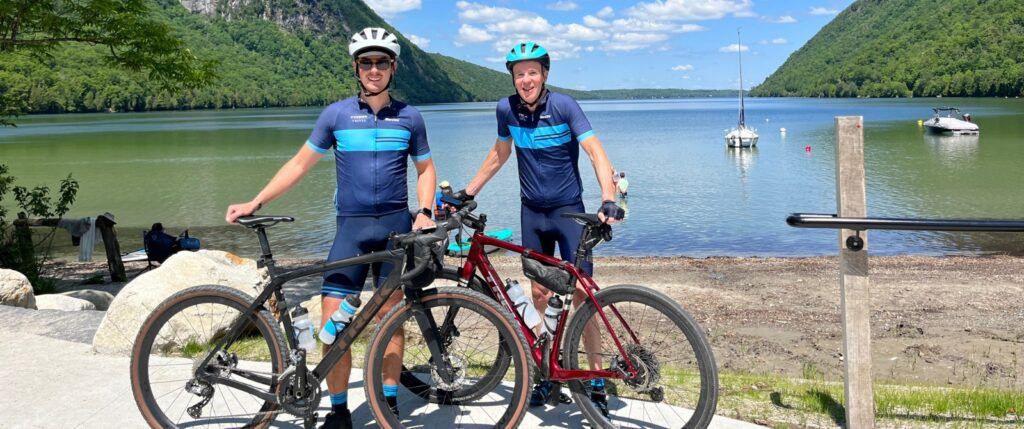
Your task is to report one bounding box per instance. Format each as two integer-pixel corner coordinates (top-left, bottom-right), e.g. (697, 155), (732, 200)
(407, 34), (430, 49)
(485, 16), (553, 34)
(771, 38), (787, 44)
(583, 15), (610, 27)
(457, 24), (494, 43)
(773, 15), (796, 23)
(610, 18), (706, 33)
(809, 6), (839, 15)
(602, 32), (669, 51)
(626, 0), (753, 21)
(555, 23), (607, 41)
(547, 1), (578, 11)
(672, 64), (694, 71)
(719, 43), (749, 53)
(485, 56), (506, 63)
(456, 1), (518, 23)
(363, 0), (421, 18)
(596, 6), (614, 18)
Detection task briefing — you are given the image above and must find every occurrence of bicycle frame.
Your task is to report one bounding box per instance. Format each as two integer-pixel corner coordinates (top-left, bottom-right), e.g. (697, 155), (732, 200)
(454, 232), (641, 382)
(194, 226), (454, 404)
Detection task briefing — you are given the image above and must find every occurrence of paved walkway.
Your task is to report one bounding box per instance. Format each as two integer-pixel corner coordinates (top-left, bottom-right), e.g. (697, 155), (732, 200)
(0, 331), (763, 428)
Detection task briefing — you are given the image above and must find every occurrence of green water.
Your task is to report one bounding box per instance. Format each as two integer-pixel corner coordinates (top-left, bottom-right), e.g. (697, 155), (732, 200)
(1, 98), (1022, 258)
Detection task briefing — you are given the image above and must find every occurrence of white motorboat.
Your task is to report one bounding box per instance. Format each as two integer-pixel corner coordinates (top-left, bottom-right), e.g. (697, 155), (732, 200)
(725, 29), (758, 148)
(923, 107), (979, 135)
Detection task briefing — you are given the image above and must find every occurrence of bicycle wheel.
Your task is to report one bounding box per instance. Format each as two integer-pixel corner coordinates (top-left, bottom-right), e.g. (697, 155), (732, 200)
(365, 286), (532, 429)
(131, 285), (287, 429)
(399, 267), (513, 403)
(562, 284), (719, 429)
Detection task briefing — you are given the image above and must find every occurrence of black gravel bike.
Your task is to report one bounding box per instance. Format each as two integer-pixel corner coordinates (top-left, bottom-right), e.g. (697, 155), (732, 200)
(129, 211), (532, 429)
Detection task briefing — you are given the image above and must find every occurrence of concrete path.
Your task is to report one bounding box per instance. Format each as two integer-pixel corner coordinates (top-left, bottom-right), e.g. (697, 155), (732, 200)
(0, 330), (763, 429)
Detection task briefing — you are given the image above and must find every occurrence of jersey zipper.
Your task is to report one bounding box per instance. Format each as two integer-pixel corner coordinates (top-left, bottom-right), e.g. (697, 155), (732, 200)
(373, 111), (379, 212)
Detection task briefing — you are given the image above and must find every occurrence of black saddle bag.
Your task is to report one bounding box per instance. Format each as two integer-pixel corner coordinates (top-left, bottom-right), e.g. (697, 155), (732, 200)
(521, 254), (574, 295)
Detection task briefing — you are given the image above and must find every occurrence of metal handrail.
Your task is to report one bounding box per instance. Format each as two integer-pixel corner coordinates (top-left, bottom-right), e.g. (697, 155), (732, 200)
(787, 213), (1024, 232)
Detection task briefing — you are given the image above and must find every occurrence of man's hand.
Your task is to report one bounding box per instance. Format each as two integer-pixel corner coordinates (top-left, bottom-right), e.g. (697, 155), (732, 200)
(451, 189), (475, 202)
(597, 200), (624, 224)
(413, 213), (435, 231)
(225, 200), (261, 223)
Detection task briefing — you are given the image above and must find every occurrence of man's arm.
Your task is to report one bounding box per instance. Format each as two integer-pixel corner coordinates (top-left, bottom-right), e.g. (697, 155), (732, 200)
(225, 145), (322, 223)
(412, 158), (437, 230)
(579, 135), (621, 222)
(465, 139), (513, 196)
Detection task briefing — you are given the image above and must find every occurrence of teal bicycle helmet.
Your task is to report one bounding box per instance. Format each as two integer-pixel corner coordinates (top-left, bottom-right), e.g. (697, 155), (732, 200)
(505, 42), (550, 72)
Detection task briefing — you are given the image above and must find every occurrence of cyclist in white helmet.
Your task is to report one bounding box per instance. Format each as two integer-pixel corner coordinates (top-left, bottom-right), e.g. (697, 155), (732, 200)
(225, 26), (436, 429)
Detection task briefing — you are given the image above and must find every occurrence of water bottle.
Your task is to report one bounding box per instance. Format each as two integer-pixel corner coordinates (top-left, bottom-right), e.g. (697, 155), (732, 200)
(291, 306), (316, 352)
(543, 296), (564, 336)
(319, 294), (362, 345)
(505, 279), (541, 329)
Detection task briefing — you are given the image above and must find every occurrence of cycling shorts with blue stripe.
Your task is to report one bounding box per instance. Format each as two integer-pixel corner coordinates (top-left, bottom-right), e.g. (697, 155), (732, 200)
(322, 211), (411, 298)
(521, 202), (593, 276)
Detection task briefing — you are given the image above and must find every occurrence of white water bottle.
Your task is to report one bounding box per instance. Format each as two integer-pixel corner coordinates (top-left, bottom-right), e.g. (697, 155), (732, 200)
(505, 279), (541, 329)
(318, 294), (362, 345)
(291, 306), (316, 352)
(543, 296), (564, 336)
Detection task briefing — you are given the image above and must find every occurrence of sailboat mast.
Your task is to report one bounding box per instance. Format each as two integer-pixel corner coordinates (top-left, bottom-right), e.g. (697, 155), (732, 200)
(738, 28), (746, 128)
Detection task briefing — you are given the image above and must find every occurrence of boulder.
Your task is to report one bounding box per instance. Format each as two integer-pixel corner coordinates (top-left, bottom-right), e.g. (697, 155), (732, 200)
(35, 294), (96, 311)
(0, 269), (36, 309)
(61, 290), (115, 311)
(92, 250), (268, 356)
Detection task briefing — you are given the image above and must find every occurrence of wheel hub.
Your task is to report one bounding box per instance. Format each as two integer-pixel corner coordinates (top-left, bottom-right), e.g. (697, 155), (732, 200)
(616, 343), (662, 393)
(431, 355), (467, 391)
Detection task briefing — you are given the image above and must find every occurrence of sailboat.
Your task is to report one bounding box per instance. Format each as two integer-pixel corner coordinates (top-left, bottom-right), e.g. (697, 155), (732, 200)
(725, 29), (758, 148)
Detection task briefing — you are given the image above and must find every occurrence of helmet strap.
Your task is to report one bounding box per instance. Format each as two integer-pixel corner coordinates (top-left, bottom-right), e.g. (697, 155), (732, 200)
(354, 64), (395, 99)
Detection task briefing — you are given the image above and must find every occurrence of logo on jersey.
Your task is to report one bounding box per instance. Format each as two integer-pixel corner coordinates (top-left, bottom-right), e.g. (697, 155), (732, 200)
(518, 113), (528, 121)
(350, 115), (368, 122)
(540, 114), (551, 119)
(384, 117), (400, 122)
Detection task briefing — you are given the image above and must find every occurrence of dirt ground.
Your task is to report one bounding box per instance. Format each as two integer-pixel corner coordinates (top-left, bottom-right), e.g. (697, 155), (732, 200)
(47, 254), (1024, 391)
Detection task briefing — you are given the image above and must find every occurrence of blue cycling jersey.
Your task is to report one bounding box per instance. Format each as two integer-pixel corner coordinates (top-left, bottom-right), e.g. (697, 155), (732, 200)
(306, 96), (431, 216)
(497, 91), (595, 208)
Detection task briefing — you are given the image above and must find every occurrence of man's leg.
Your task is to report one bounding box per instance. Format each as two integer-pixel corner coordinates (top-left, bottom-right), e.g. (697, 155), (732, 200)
(369, 211), (412, 415)
(319, 216), (371, 428)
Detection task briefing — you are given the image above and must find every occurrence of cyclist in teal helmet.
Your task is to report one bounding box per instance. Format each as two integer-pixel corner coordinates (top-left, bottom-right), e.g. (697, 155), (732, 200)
(452, 41), (623, 418)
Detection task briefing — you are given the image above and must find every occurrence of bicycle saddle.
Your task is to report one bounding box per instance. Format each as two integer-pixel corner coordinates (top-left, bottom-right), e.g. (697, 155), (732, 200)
(561, 212), (603, 227)
(235, 215), (295, 228)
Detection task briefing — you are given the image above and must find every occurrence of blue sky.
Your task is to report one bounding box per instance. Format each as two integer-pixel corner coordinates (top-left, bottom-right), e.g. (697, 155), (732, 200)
(365, 0), (855, 90)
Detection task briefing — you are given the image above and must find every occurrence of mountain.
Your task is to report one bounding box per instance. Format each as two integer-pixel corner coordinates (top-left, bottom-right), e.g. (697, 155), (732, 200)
(751, 0), (1024, 98)
(0, 0), (728, 115)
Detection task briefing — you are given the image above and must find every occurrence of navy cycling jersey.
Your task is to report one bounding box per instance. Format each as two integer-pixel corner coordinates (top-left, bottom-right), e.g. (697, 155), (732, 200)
(497, 91), (595, 208)
(306, 96), (431, 216)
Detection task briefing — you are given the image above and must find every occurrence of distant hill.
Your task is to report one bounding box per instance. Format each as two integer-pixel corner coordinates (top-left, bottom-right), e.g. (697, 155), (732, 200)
(751, 0), (1024, 98)
(0, 0), (730, 115)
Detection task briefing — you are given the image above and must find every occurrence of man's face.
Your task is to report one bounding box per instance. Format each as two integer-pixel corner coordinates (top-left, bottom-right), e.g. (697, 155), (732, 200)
(511, 61), (547, 105)
(355, 53), (395, 93)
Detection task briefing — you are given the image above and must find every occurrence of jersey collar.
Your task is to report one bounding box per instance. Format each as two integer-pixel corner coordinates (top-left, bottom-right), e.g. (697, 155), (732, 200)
(514, 89), (550, 115)
(357, 94), (394, 114)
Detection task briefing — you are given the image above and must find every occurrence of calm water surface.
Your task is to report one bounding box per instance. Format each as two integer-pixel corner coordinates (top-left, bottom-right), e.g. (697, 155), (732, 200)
(1, 98), (1022, 258)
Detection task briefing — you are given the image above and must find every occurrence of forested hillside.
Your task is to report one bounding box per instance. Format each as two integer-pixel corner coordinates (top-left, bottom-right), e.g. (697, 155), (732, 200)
(751, 0), (1024, 98)
(0, 0), (730, 116)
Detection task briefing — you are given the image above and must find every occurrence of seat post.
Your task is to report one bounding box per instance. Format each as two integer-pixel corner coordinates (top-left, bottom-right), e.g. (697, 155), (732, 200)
(255, 226), (274, 263)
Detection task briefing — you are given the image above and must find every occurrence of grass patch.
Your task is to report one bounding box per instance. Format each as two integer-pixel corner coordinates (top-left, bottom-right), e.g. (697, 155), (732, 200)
(717, 370), (1024, 428)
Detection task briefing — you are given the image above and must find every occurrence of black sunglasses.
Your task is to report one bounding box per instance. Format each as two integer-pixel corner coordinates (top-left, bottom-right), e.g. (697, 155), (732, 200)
(357, 58), (393, 71)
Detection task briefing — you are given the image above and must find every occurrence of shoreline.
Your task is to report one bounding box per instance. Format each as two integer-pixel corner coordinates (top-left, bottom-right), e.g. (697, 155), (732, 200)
(41, 253), (1024, 390)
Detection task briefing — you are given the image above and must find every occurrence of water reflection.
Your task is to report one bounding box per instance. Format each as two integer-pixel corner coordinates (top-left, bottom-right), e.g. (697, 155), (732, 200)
(726, 146), (758, 183)
(923, 133), (980, 165)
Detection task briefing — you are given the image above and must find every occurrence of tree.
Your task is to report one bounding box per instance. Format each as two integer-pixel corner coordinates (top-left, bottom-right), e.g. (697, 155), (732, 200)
(0, 0), (216, 125)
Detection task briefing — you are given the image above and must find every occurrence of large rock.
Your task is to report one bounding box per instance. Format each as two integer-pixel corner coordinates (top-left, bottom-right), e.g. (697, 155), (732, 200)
(92, 250), (268, 356)
(0, 269), (36, 309)
(35, 294), (97, 311)
(61, 290), (115, 311)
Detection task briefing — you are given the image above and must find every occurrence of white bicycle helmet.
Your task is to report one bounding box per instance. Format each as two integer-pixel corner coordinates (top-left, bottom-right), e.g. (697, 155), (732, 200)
(349, 27), (401, 58)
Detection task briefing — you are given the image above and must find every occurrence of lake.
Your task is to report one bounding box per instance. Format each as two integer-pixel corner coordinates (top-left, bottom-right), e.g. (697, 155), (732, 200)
(1, 97), (1022, 259)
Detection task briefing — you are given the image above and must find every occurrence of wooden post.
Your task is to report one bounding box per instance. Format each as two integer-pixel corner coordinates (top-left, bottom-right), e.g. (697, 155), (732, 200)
(95, 213), (127, 282)
(835, 116), (873, 428)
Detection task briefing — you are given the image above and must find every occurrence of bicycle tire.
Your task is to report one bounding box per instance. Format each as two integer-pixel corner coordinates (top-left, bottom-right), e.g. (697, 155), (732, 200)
(365, 286), (532, 429)
(398, 267), (512, 403)
(130, 285), (287, 429)
(562, 284), (719, 429)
